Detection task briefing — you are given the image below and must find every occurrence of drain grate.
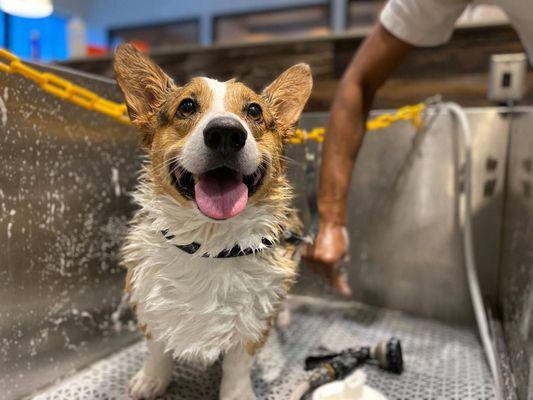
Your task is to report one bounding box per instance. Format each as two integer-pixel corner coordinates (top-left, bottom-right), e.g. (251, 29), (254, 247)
(33, 297), (495, 400)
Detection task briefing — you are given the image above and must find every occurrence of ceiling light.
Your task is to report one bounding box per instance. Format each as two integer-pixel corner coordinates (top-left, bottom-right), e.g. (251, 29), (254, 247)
(0, 0), (53, 19)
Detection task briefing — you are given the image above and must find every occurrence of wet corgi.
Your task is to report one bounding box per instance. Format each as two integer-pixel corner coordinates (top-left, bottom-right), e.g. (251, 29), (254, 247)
(114, 43), (312, 399)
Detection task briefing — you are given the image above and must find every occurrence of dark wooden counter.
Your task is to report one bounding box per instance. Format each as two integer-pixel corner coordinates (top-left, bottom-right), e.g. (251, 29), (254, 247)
(61, 24), (532, 110)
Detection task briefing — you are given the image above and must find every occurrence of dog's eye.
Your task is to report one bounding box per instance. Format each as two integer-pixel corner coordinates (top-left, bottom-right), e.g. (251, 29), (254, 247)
(177, 98), (196, 117)
(247, 103), (262, 121)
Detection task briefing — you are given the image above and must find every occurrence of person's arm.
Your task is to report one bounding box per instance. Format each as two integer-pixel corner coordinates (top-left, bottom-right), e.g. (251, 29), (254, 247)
(304, 23), (412, 295)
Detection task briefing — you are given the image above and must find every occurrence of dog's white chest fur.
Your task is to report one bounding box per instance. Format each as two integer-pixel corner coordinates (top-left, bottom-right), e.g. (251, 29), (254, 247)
(124, 183), (293, 364)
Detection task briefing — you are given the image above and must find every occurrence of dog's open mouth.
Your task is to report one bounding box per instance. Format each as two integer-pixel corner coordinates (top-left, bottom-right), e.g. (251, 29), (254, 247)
(170, 162), (266, 220)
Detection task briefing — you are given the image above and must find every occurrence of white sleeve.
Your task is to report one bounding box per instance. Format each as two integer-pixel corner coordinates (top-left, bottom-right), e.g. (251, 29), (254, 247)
(380, 0), (470, 46)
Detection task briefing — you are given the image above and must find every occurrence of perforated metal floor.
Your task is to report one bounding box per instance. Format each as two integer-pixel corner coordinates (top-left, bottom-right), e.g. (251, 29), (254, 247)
(33, 297), (495, 400)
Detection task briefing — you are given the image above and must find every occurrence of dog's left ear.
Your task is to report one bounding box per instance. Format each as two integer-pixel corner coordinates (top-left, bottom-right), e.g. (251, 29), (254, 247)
(263, 63), (313, 129)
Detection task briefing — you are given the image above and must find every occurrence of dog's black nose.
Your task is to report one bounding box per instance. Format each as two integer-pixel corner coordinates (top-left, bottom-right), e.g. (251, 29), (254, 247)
(204, 117), (247, 153)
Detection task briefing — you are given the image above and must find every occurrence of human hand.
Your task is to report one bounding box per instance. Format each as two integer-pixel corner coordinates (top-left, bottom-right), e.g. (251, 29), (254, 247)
(302, 222), (352, 296)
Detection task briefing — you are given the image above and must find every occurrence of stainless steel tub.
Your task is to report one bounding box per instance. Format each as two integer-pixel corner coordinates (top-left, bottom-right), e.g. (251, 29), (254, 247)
(0, 65), (530, 399)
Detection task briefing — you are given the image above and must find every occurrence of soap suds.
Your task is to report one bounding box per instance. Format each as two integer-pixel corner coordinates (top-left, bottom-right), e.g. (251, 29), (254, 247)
(0, 96), (7, 127)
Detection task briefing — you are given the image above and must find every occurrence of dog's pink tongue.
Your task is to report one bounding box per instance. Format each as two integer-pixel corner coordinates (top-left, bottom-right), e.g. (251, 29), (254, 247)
(195, 174), (248, 219)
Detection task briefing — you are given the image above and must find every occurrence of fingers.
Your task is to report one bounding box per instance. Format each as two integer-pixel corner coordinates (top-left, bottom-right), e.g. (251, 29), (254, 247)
(332, 272), (352, 297)
(322, 259), (352, 297)
(302, 247), (352, 297)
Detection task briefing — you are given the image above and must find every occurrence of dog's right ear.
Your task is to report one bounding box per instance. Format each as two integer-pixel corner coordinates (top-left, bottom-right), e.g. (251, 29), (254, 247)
(262, 63), (313, 136)
(114, 43), (174, 143)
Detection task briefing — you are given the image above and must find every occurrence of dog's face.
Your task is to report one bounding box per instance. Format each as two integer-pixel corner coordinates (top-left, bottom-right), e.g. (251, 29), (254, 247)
(114, 44), (312, 220)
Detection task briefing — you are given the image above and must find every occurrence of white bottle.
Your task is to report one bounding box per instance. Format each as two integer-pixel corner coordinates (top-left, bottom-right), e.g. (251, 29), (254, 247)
(312, 371), (388, 400)
(68, 17), (87, 59)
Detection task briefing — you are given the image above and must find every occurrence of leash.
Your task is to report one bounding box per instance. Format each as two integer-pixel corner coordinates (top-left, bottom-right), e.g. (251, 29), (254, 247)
(303, 130), (321, 239)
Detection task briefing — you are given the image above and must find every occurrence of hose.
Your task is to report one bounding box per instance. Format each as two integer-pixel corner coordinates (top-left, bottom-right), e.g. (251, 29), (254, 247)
(291, 103), (503, 400)
(290, 381), (311, 400)
(444, 102), (503, 399)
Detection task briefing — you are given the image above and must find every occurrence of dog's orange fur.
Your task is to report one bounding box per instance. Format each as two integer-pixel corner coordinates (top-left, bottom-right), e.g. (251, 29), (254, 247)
(114, 42), (312, 362)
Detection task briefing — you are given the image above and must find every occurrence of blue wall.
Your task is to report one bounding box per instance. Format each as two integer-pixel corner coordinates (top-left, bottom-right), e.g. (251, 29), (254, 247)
(0, 13), (4, 47)
(2, 12), (68, 62)
(8, 13), (68, 61)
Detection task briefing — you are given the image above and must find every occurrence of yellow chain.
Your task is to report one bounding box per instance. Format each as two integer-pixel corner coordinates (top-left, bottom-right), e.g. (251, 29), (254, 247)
(0, 48), (129, 124)
(0, 48), (425, 141)
(289, 103), (426, 144)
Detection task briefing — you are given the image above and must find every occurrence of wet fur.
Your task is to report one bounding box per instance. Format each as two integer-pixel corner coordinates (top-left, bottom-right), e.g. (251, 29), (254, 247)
(114, 43), (312, 399)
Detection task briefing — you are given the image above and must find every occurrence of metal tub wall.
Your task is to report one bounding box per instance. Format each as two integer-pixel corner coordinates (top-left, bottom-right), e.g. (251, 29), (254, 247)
(0, 61), (530, 398)
(293, 109), (532, 398)
(0, 69), (141, 399)
(499, 111), (533, 400)
(293, 110), (509, 325)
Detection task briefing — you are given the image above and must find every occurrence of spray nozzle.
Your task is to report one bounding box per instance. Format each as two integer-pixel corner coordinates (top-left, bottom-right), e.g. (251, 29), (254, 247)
(305, 338), (403, 375)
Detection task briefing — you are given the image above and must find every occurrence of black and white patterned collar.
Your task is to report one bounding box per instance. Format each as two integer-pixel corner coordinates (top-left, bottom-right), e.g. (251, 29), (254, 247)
(161, 226), (308, 258)
(161, 229), (273, 258)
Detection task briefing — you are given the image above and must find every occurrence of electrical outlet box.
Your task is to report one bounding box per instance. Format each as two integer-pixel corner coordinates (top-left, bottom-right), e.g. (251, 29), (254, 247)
(488, 53), (527, 103)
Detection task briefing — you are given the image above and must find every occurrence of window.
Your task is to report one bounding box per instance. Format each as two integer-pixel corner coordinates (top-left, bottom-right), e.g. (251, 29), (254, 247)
(109, 19), (200, 52)
(214, 5), (330, 45)
(347, 0), (384, 32)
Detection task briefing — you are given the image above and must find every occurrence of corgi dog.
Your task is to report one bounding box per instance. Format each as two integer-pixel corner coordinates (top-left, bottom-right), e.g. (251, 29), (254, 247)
(113, 44), (312, 400)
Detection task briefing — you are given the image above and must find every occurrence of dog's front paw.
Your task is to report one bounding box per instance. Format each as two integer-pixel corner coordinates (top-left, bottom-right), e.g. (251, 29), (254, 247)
(129, 368), (170, 400)
(276, 306), (291, 329)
